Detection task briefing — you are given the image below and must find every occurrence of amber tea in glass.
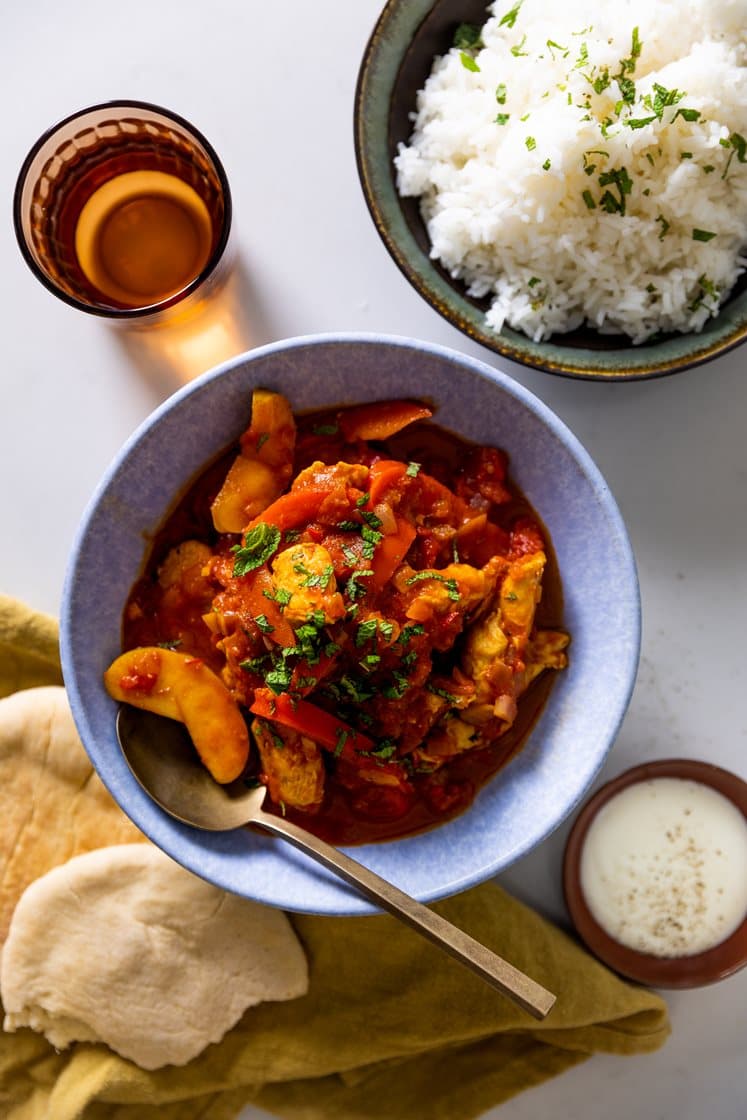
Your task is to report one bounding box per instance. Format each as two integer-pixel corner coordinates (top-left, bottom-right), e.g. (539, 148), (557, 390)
(14, 101), (232, 321)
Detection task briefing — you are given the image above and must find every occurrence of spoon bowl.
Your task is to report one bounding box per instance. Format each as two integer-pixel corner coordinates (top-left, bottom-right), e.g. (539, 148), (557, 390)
(117, 706), (263, 830)
(116, 705), (556, 1019)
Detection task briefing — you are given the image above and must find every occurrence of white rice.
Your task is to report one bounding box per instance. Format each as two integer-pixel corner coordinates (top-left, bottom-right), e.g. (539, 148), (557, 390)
(395, 0), (747, 343)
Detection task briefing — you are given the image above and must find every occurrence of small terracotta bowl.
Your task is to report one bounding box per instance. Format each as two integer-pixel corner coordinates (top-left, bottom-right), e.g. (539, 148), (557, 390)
(563, 759), (747, 988)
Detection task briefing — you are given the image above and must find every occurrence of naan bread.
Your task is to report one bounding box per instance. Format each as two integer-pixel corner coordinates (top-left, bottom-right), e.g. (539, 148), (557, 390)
(0, 686), (143, 946)
(1, 844), (309, 1069)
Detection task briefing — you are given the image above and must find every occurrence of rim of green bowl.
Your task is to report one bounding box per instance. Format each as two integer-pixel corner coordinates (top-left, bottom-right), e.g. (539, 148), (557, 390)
(353, 0), (747, 381)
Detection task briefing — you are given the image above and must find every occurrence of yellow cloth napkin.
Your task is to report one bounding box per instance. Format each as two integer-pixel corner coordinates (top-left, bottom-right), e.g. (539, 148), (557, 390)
(0, 596), (670, 1120)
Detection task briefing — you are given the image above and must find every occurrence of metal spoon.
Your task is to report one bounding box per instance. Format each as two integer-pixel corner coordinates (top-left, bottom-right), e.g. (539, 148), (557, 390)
(116, 706), (556, 1019)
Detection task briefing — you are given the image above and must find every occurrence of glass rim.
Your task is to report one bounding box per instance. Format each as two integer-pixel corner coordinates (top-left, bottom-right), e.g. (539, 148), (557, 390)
(12, 98), (233, 320)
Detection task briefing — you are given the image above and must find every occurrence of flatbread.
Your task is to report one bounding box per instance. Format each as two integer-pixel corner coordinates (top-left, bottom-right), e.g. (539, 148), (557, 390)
(0, 686), (143, 946)
(1, 844), (309, 1069)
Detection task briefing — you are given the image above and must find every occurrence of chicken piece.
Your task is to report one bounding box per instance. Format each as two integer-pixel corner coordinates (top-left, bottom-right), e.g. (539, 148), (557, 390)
(411, 716), (483, 772)
(145, 540), (216, 660)
(252, 719), (325, 812)
(395, 562), (496, 624)
(291, 460), (370, 526)
(271, 542), (346, 627)
(499, 551), (546, 649)
(461, 550), (566, 731)
(211, 390), (296, 533)
(292, 460), (369, 492)
(522, 629), (570, 688)
(157, 540), (213, 596)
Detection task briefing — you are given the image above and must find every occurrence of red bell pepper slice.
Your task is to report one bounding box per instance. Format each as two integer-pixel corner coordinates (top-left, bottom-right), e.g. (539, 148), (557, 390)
(250, 689), (374, 759)
(369, 518), (416, 590)
(339, 401), (432, 442)
(368, 460), (408, 506)
(243, 568), (296, 647)
(246, 488), (328, 533)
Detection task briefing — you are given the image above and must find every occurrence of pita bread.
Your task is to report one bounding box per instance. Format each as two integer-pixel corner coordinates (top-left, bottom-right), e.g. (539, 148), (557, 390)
(0, 686), (143, 946)
(1, 844), (309, 1069)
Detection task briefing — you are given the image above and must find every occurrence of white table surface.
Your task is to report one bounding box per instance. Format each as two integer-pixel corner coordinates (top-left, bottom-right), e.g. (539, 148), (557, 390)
(2, 3), (745, 1118)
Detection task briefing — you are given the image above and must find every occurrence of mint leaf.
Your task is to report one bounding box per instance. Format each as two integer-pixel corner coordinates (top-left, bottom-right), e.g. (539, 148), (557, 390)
(232, 523), (281, 577)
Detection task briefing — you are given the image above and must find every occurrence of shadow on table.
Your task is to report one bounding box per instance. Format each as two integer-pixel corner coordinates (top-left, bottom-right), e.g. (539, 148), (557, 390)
(110, 255), (278, 399)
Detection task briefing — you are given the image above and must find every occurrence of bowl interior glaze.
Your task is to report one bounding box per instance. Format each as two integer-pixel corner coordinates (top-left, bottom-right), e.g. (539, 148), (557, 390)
(354, 0), (747, 380)
(61, 334), (640, 914)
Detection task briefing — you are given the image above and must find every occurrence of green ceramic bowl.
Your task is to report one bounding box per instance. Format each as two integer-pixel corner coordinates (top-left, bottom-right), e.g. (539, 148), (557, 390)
(354, 0), (747, 381)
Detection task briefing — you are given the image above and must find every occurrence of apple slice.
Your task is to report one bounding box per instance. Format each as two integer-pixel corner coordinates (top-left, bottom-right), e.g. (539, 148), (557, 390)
(104, 648), (250, 784)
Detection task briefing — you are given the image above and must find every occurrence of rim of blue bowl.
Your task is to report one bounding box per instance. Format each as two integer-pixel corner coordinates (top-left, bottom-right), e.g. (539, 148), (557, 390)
(353, 0), (747, 381)
(60, 331), (641, 914)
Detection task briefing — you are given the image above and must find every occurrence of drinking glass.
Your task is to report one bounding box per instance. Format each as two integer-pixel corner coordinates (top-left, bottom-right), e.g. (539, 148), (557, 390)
(14, 100), (232, 326)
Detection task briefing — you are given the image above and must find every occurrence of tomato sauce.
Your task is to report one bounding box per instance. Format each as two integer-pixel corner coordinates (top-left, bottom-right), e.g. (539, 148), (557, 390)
(122, 405), (565, 846)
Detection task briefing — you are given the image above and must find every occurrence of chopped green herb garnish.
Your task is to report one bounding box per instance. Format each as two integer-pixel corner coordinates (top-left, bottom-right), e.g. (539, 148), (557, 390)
(721, 132), (747, 179)
(656, 214), (670, 239)
(460, 51), (480, 72)
(311, 422), (339, 436)
(582, 189), (596, 210)
(495, 82), (507, 105)
(265, 665), (292, 695)
(692, 228), (716, 242)
(616, 75), (635, 105)
(382, 671), (411, 700)
(405, 571), (460, 601)
(253, 614), (274, 634)
(334, 727), (348, 757)
(591, 69), (611, 95)
(542, 158), (551, 170)
(573, 42), (589, 70)
(256, 432), (270, 451)
(406, 461), (421, 477)
(339, 674), (376, 704)
(510, 34), (528, 57)
(231, 523), (281, 577)
(301, 563), (334, 589)
(625, 116), (656, 130)
(528, 276), (542, 287)
(356, 492), (371, 508)
(369, 739), (397, 760)
(355, 618), (379, 647)
(345, 569), (374, 601)
(495, 113), (511, 126)
(361, 509), (383, 531)
(426, 683), (461, 704)
(397, 623), (425, 644)
(499, 1), (523, 29)
(453, 22), (483, 51)
(643, 83), (685, 120)
(525, 136), (537, 151)
(597, 166), (633, 215)
(546, 39), (567, 59)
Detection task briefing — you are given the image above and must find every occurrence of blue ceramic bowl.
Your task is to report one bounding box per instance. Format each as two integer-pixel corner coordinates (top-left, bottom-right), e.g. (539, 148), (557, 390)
(61, 334), (640, 915)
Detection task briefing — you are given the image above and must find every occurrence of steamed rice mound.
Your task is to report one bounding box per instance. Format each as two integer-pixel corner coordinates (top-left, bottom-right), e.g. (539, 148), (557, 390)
(395, 0), (747, 343)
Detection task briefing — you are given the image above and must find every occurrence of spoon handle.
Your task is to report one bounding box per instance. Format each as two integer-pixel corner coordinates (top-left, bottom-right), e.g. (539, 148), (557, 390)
(253, 807), (555, 1019)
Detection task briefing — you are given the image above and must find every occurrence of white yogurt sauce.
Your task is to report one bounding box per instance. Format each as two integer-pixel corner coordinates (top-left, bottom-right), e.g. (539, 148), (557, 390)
(580, 778), (747, 957)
